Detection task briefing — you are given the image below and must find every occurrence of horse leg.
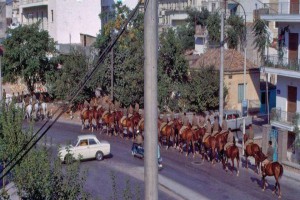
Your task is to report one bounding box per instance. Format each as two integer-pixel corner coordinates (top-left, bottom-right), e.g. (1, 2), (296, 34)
(192, 140), (195, 158)
(236, 155), (240, 176)
(186, 140), (189, 157)
(262, 176), (266, 191)
(277, 180), (281, 198)
(81, 120), (84, 130)
(231, 157), (235, 174)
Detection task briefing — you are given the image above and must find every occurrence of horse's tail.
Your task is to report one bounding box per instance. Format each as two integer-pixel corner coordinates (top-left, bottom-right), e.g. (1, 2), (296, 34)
(278, 163), (284, 179)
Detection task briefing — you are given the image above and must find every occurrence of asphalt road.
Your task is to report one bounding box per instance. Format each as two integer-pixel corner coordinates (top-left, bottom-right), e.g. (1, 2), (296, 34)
(33, 120), (299, 200)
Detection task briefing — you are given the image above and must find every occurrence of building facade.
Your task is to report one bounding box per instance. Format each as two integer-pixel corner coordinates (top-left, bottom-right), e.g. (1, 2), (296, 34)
(0, 0), (13, 42)
(261, 0), (300, 167)
(190, 49), (261, 112)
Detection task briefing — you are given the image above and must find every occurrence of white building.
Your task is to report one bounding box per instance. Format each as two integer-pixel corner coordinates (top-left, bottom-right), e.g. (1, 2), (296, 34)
(261, 0), (300, 165)
(16, 0), (101, 46)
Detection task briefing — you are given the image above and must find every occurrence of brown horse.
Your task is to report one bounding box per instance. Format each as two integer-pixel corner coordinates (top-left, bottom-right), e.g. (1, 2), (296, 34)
(119, 115), (135, 138)
(244, 134), (262, 174)
(257, 151), (283, 198)
(221, 144), (240, 176)
(193, 127), (206, 154)
(101, 111), (116, 135)
(114, 110), (123, 134)
(202, 135), (217, 164)
(157, 119), (175, 149)
(174, 121), (196, 157)
(80, 108), (94, 131)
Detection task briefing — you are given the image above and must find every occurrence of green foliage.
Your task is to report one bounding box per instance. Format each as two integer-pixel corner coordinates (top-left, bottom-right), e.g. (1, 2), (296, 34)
(2, 23), (56, 92)
(186, 7), (210, 27)
(109, 171), (141, 200)
(0, 104), (89, 199)
(45, 49), (93, 104)
(206, 12), (221, 46)
(226, 15), (245, 50)
(252, 19), (270, 60)
(176, 25), (195, 51)
(293, 114), (300, 148)
(94, 4), (144, 107)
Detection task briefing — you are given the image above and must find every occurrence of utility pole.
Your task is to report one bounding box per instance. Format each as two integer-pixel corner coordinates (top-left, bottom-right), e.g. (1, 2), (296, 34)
(0, 56), (2, 101)
(219, 12), (224, 125)
(144, 0), (158, 199)
(111, 47), (114, 100)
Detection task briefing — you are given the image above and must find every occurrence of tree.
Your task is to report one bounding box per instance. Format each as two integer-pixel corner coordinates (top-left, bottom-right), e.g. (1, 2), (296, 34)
(2, 23), (56, 93)
(206, 12), (221, 46)
(0, 104), (90, 199)
(226, 15), (245, 50)
(186, 7), (210, 27)
(158, 28), (189, 111)
(94, 3), (144, 107)
(252, 18), (270, 61)
(46, 49), (94, 104)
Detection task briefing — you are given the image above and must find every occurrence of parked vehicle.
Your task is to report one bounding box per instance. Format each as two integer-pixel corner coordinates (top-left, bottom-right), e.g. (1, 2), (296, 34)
(224, 110), (252, 131)
(58, 134), (110, 163)
(211, 110), (252, 131)
(131, 143), (163, 169)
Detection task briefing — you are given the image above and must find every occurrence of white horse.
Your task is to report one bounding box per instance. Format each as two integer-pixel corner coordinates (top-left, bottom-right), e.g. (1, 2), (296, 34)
(40, 102), (48, 120)
(25, 104), (33, 121)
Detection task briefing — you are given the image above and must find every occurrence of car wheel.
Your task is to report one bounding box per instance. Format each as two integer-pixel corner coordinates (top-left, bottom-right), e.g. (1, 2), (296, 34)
(96, 151), (104, 161)
(64, 154), (74, 164)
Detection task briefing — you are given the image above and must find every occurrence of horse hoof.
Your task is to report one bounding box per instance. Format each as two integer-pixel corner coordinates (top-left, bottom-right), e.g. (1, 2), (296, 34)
(278, 195), (281, 199)
(185, 154), (188, 157)
(272, 191), (275, 195)
(262, 189), (264, 192)
(237, 171), (239, 177)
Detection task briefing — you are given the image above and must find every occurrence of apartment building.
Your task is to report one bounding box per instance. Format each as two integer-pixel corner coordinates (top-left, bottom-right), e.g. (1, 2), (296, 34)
(260, 0), (300, 167)
(0, 0), (13, 42)
(13, 0), (101, 47)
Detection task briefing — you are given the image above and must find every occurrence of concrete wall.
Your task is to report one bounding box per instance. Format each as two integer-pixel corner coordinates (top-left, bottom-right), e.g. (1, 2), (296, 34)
(276, 75), (300, 113)
(48, 0), (101, 44)
(224, 70), (260, 111)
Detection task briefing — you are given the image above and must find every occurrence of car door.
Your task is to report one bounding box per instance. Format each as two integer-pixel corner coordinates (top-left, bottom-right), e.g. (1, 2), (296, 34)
(73, 139), (90, 160)
(226, 114), (236, 130)
(88, 138), (99, 158)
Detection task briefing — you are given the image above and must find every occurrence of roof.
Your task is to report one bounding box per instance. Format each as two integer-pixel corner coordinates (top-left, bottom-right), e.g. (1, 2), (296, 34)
(190, 49), (258, 72)
(78, 134), (98, 140)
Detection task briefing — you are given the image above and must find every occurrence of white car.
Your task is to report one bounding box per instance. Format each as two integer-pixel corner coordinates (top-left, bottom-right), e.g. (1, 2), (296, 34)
(58, 134), (110, 163)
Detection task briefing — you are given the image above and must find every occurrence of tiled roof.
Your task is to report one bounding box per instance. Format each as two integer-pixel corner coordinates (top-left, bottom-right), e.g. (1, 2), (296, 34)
(190, 48), (258, 72)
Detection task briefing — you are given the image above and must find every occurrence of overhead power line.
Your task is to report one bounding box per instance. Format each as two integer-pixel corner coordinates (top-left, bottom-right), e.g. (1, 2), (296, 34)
(0, 0), (143, 180)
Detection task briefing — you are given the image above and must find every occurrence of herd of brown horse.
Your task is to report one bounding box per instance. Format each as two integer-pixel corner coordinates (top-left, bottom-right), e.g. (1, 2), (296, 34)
(80, 106), (283, 198)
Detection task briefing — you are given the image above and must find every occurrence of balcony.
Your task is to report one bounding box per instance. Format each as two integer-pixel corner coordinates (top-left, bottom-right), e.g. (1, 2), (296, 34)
(20, 0), (48, 8)
(264, 55), (300, 72)
(270, 108), (300, 131)
(261, 2), (300, 22)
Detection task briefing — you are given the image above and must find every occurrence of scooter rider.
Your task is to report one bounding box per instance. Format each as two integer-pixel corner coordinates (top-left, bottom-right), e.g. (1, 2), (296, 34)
(133, 131), (144, 149)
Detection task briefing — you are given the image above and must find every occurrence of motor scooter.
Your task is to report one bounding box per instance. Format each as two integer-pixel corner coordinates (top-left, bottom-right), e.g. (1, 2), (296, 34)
(131, 143), (163, 169)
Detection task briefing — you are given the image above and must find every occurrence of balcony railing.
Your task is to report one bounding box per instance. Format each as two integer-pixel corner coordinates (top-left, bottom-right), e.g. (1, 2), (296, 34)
(263, 55), (300, 72)
(263, 2), (300, 15)
(20, 0), (48, 5)
(270, 108), (300, 126)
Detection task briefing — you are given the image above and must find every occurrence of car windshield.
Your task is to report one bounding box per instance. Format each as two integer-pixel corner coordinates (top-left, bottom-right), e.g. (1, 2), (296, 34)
(72, 139), (79, 147)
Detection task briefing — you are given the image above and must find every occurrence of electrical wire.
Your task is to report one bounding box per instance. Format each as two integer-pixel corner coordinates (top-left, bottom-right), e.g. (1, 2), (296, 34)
(0, 0), (143, 180)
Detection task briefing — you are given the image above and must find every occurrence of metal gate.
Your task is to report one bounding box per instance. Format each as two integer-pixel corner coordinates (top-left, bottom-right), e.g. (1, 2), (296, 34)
(269, 128), (278, 161)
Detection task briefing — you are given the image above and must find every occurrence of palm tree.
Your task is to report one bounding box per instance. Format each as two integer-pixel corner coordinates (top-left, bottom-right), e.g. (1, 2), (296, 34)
(252, 18), (270, 62)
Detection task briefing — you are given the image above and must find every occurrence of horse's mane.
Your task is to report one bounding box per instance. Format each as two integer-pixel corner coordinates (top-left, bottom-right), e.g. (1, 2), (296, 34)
(256, 150), (267, 162)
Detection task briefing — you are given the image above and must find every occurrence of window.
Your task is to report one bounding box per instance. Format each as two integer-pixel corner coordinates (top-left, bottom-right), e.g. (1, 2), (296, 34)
(89, 139), (97, 145)
(51, 10), (53, 22)
(79, 139), (88, 146)
(238, 83), (247, 103)
(212, 3), (216, 12)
